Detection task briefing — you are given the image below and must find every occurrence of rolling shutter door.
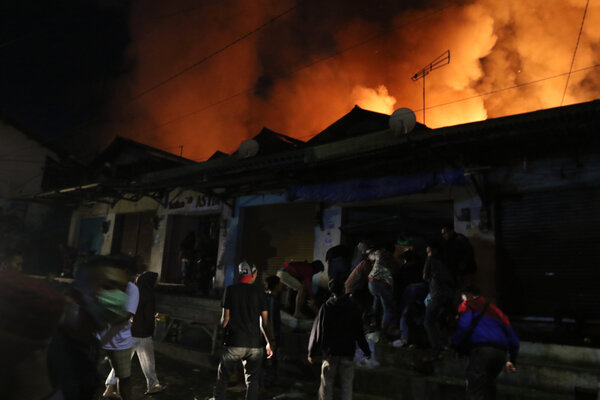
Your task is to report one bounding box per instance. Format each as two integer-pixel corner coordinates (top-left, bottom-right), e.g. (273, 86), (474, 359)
(241, 203), (316, 279)
(498, 188), (600, 319)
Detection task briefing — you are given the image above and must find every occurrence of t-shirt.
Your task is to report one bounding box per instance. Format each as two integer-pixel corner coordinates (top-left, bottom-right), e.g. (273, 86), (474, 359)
(222, 283), (267, 348)
(98, 281), (139, 350)
(284, 261), (315, 297)
(422, 257), (455, 298)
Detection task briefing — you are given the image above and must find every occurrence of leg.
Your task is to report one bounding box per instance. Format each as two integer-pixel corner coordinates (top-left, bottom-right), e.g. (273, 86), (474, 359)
(107, 348), (133, 400)
(214, 347), (242, 400)
(338, 357), (355, 400)
(242, 348), (264, 400)
(466, 347), (505, 400)
(294, 285), (307, 318)
(424, 296), (447, 357)
(134, 337), (159, 390)
(318, 356), (338, 400)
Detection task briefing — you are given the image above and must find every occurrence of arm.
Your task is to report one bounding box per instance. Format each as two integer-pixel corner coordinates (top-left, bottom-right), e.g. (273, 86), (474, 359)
(261, 310), (274, 358)
(221, 308), (230, 328)
(307, 305), (325, 363)
(354, 309), (371, 358)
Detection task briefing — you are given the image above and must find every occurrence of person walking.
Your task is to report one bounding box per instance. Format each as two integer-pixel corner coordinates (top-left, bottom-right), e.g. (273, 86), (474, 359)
(423, 243), (455, 360)
(308, 279), (371, 400)
(451, 285), (519, 400)
(201, 261), (274, 400)
(98, 259), (139, 400)
(105, 271), (167, 395)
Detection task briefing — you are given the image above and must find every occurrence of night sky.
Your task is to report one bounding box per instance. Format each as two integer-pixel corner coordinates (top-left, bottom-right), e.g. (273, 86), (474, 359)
(1, 0), (131, 156)
(2, 0), (598, 161)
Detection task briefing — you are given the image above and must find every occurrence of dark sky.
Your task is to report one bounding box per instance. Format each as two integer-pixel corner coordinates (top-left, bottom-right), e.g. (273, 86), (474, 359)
(0, 0), (131, 155)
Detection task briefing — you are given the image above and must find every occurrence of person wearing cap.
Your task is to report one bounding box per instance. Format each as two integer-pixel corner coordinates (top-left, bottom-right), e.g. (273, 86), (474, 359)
(206, 261), (274, 400)
(0, 270), (66, 400)
(308, 278), (371, 400)
(451, 285), (519, 400)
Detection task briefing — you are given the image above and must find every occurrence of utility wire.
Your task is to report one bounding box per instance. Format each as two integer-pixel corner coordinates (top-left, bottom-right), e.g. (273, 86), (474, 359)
(132, 5), (452, 137)
(0, 4), (298, 160)
(416, 63), (600, 114)
(561, 0), (589, 106)
(129, 4), (298, 101)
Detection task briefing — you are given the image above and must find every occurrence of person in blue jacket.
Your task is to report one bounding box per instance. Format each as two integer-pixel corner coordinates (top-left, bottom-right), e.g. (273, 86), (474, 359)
(451, 285), (519, 400)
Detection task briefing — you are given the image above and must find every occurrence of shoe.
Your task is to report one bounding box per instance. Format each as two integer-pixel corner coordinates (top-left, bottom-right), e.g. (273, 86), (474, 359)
(392, 339), (407, 348)
(145, 383), (167, 394)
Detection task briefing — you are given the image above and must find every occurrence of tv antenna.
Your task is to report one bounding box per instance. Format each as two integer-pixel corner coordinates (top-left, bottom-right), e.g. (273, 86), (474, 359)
(411, 50), (450, 125)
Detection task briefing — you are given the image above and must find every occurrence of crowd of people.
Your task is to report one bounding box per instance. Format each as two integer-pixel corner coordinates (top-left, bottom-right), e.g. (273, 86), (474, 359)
(0, 223), (519, 400)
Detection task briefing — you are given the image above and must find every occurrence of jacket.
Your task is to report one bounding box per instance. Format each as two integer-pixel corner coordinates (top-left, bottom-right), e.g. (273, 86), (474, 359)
(451, 296), (520, 363)
(308, 294), (371, 358)
(131, 271), (158, 338)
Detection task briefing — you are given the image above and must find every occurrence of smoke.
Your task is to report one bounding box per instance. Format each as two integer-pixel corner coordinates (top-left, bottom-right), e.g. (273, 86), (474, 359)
(108, 0), (600, 160)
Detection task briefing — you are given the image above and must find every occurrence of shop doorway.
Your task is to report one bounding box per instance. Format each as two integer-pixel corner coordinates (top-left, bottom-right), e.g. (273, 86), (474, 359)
(162, 214), (220, 288)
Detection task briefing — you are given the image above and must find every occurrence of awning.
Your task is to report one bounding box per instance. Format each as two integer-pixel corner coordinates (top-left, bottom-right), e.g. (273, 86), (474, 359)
(285, 169), (466, 203)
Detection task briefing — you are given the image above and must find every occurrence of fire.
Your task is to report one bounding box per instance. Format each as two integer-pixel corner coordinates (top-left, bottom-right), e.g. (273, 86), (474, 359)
(352, 85), (397, 115)
(108, 0), (600, 160)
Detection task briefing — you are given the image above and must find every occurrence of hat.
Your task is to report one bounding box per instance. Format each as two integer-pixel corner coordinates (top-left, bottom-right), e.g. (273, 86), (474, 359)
(0, 270), (66, 342)
(238, 261), (257, 283)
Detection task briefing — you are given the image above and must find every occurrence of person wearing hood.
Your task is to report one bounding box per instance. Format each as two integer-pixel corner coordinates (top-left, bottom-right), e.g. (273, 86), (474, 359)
(104, 270), (167, 396)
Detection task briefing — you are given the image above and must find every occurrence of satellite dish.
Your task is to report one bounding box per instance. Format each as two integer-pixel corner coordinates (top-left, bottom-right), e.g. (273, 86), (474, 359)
(389, 108), (417, 134)
(238, 139), (259, 158)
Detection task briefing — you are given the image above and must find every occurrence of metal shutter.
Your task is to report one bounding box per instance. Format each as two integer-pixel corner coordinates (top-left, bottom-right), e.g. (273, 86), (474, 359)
(498, 188), (600, 319)
(240, 203), (316, 280)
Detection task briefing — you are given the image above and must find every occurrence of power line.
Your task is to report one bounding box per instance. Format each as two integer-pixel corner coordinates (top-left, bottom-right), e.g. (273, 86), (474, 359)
(129, 4), (298, 101)
(416, 63), (600, 113)
(561, 0), (589, 106)
(0, 4), (299, 160)
(131, 4), (453, 137)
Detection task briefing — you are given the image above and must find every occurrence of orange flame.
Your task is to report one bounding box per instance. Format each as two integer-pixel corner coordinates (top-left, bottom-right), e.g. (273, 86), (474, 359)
(107, 0), (600, 160)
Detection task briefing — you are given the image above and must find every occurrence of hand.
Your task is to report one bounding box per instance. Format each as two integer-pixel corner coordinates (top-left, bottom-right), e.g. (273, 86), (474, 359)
(307, 299), (317, 312)
(307, 356), (314, 364)
(506, 361), (516, 373)
(266, 343), (274, 359)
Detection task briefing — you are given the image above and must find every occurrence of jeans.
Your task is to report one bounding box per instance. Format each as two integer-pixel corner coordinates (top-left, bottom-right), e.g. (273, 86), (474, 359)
(106, 337), (160, 390)
(214, 347), (263, 400)
(319, 356), (355, 400)
(466, 346), (506, 400)
(399, 283), (428, 341)
(368, 279), (393, 325)
(424, 293), (453, 356)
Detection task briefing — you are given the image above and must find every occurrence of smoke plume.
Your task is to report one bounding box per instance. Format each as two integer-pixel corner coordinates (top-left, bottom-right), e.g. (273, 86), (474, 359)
(108, 0), (600, 160)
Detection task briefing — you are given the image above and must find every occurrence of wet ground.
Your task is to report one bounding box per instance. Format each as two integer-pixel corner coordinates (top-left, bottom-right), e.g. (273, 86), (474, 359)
(96, 351), (319, 400)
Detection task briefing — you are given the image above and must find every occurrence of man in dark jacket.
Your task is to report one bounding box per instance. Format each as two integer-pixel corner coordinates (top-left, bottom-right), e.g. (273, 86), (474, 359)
(451, 285), (519, 400)
(308, 279), (371, 400)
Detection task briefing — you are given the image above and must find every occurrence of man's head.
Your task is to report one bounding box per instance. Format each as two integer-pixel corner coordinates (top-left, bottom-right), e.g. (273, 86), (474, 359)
(441, 224), (456, 241)
(461, 284), (481, 301)
(426, 241), (441, 258)
(238, 261), (258, 283)
(264, 275), (281, 294)
(311, 260), (324, 274)
(1, 250), (23, 272)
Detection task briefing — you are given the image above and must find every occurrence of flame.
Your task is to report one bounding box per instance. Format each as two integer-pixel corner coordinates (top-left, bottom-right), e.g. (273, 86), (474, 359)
(107, 0), (600, 160)
(352, 85), (397, 115)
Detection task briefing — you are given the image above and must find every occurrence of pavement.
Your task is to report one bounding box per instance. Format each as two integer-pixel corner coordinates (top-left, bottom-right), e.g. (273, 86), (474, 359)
(96, 350), (321, 400)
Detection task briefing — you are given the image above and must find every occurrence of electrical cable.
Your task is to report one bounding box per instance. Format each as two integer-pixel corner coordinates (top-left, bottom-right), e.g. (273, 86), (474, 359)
(561, 0), (589, 106)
